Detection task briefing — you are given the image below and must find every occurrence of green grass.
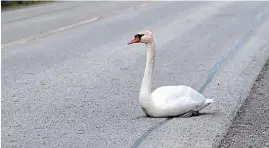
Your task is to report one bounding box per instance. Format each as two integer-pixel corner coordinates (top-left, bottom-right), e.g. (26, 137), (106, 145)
(1, 1), (54, 11)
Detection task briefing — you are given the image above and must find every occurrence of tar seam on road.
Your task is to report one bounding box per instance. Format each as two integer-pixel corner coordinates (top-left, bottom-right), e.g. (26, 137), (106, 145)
(131, 10), (268, 148)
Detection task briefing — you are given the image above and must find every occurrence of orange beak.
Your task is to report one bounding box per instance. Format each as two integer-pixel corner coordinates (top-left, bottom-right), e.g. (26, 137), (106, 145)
(128, 36), (140, 45)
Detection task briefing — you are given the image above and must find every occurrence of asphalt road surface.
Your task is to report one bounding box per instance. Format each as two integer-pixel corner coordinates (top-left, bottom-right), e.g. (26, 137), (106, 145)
(2, 1), (269, 148)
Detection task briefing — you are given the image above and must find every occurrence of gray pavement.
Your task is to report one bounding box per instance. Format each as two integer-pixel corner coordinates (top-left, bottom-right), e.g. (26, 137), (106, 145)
(2, 1), (269, 148)
(218, 59), (269, 148)
(1, 1), (146, 44)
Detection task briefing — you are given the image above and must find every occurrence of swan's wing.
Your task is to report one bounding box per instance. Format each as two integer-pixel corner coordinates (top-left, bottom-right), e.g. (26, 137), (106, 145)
(151, 85), (206, 112)
(152, 85), (205, 101)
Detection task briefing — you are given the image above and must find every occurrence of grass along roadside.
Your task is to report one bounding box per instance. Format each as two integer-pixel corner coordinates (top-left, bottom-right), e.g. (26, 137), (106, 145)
(1, 1), (54, 11)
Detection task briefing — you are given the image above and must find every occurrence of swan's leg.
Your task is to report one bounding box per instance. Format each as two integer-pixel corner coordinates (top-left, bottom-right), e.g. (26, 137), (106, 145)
(195, 102), (211, 112)
(198, 105), (209, 111)
(180, 110), (194, 118)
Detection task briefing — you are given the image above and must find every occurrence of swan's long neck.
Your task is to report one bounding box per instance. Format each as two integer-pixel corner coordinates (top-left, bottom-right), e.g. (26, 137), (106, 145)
(139, 41), (156, 108)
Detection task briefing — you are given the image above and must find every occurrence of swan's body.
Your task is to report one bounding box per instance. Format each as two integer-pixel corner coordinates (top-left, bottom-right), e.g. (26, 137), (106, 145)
(128, 30), (214, 118)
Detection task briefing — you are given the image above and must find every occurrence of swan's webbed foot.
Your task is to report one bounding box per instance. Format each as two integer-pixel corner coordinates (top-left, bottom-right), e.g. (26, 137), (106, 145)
(193, 111), (200, 116)
(180, 110), (194, 118)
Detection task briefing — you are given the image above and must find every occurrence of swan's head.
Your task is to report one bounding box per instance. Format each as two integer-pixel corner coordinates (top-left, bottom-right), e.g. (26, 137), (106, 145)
(128, 30), (154, 45)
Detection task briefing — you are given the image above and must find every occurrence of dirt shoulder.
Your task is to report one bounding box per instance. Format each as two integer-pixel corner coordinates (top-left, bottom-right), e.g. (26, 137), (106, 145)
(218, 59), (269, 148)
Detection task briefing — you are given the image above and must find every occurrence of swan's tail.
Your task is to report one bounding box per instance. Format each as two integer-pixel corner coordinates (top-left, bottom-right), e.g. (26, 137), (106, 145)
(195, 98), (215, 111)
(205, 98), (215, 104)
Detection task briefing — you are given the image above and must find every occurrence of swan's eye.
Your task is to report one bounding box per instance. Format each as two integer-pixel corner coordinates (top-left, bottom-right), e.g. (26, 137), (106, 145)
(134, 34), (144, 39)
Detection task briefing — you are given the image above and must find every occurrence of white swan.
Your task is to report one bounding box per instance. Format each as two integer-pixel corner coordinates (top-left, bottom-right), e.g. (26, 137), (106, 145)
(127, 30), (214, 118)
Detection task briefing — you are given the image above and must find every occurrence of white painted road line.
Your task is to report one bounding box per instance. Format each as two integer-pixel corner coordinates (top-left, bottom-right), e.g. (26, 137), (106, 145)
(1, 2), (154, 49)
(1, 17), (100, 49)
